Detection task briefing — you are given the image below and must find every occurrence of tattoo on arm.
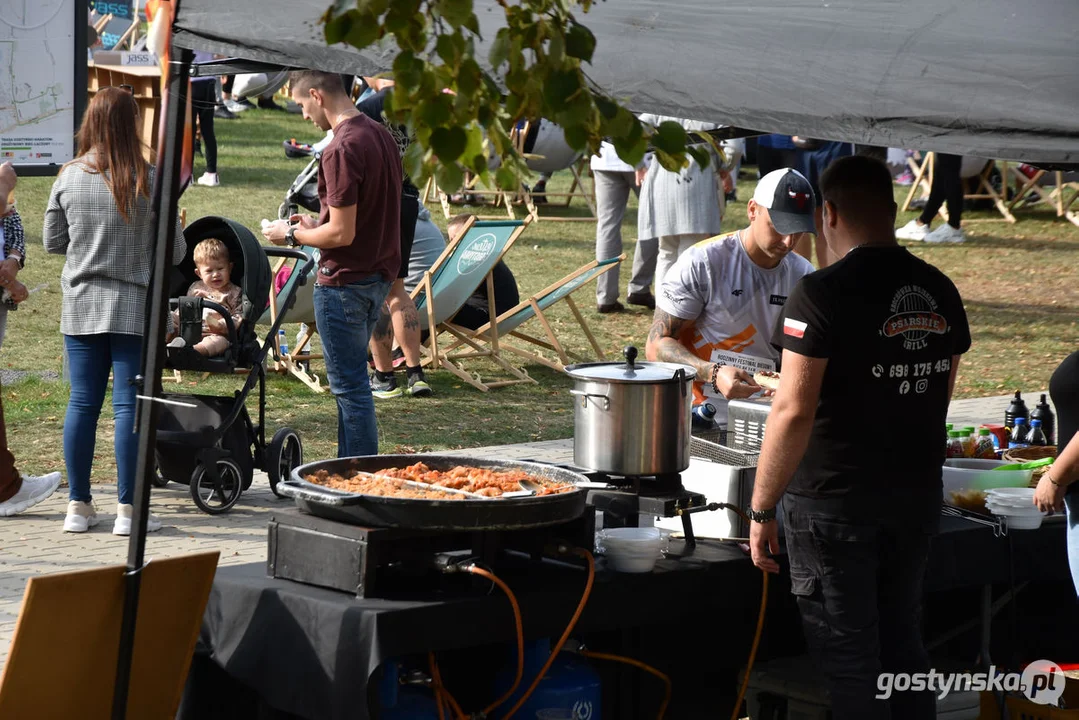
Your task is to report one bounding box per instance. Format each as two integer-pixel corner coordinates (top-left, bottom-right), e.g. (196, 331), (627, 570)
(647, 310), (713, 375)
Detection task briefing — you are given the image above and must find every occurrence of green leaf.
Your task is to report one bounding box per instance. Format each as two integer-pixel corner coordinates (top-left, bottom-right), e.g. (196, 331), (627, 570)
(654, 149), (686, 173)
(436, 34), (461, 66)
(563, 124), (590, 151)
(417, 95), (453, 129)
(345, 10), (380, 48)
(359, 0), (388, 16)
(594, 95), (618, 120)
(463, 123), (485, 162)
(547, 31), (564, 65)
(436, 163), (465, 193)
(565, 21), (596, 62)
(438, 0), (473, 29)
(686, 145), (711, 170)
(430, 126), (468, 162)
(489, 28), (510, 68)
(495, 166), (519, 192)
(403, 141), (426, 183)
(556, 93), (593, 128)
(384, 5), (410, 33)
(605, 106), (636, 138)
(652, 120), (688, 155)
(611, 122), (648, 167)
(393, 51), (423, 89)
(542, 69), (581, 107)
(324, 11), (353, 45)
(464, 13), (480, 35)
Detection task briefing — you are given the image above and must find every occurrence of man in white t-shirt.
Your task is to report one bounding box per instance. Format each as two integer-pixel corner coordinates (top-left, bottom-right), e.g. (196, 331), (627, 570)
(645, 169), (817, 421)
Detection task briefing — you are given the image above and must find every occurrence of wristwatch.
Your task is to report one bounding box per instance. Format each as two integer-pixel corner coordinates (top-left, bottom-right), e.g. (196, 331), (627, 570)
(285, 225), (299, 248)
(747, 506), (777, 523)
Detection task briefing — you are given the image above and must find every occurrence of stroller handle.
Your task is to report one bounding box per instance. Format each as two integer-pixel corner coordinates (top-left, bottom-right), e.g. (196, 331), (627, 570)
(170, 297), (242, 349)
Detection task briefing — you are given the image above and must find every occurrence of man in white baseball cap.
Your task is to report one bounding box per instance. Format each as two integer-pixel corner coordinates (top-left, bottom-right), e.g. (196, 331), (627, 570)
(645, 168), (817, 423)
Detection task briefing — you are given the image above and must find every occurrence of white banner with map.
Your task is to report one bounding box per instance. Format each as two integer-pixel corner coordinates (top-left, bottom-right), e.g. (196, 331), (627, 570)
(0, 0), (78, 167)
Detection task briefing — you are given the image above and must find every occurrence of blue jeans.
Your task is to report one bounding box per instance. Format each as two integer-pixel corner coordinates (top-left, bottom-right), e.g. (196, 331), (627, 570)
(313, 277), (391, 457)
(63, 333), (142, 504)
(1067, 492), (1079, 596)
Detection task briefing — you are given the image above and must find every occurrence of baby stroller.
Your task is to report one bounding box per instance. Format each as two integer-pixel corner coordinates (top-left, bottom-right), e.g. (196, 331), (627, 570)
(155, 216), (315, 514)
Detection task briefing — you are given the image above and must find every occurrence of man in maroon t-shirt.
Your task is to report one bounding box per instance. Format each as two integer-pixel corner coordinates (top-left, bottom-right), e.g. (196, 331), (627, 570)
(263, 70), (401, 457)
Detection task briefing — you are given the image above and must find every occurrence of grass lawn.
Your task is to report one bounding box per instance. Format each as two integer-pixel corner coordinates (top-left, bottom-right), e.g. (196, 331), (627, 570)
(6, 107), (1079, 484)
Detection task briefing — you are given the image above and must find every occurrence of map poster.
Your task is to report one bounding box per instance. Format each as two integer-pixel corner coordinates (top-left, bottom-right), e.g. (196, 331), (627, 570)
(0, 0), (88, 174)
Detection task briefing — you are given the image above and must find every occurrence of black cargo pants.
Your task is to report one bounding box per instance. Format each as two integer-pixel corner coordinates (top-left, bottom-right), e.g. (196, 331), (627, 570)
(783, 497), (938, 720)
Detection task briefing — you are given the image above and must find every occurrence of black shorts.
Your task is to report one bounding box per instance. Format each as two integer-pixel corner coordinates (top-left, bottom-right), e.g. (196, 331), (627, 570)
(398, 190), (420, 279)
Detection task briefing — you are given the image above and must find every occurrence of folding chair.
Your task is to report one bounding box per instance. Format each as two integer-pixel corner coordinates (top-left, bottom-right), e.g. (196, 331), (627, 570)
(413, 216), (536, 391)
(257, 245), (325, 393)
(901, 152), (1015, 223)
(1005, 166), (1079, 227)
(444, 255), (624, 371)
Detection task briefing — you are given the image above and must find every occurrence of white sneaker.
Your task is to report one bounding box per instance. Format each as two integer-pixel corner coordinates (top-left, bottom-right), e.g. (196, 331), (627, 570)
(113, 503), (163, 536)
(63, 499), (100, 532)
(0, 472), (61, 516)
(195, 172), (220, 187)
(895, 219), (929, 241)
(167, 337), (187, 348)
(924, 224), (965, 244)
(224, 99), (249, 114)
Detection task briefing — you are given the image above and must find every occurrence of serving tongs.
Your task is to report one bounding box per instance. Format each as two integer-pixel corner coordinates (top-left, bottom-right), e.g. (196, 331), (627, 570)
(351, 470), (486, 499)
(941, 503), (1007, 537)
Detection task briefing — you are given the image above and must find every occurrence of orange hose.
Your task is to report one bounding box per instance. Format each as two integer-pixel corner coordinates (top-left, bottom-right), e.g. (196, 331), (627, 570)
(429, 652), (466, 720)
(428, 652), (447, 720)
(467, 565), (526, 716)
(580, 650), (672, 719)
(502, 547), (595, 720)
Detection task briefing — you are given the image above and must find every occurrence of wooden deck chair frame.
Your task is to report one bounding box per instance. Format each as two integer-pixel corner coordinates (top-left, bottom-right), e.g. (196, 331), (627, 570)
(422, 121), (597, 224)
(265, 253), (325, 393)
(412, 216), (536, 391)
(1005, 167), (1079, 227)
(901, 152), (1016, 223)
(442, 255), (624, 372)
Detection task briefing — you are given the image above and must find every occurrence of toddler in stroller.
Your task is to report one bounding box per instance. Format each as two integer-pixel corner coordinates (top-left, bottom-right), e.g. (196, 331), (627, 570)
(167, 237), (243, 358)
(157, 216), (314, 514)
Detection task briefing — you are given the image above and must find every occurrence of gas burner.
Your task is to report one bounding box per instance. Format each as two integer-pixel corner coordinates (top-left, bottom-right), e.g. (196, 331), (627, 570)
(577, 470), (687, 496)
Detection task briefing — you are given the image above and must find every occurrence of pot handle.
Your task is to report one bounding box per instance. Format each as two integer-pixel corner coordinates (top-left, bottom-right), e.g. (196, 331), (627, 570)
(570, 389), (611, 410)
(674, 367), (687, 396)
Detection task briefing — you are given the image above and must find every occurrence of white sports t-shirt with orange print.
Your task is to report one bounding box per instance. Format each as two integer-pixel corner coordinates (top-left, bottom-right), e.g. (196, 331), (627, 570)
(656, 231), (815, 419)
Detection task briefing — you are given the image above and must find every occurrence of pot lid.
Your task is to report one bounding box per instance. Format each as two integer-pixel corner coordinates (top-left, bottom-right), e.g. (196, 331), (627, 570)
(564, 346), (697, 383)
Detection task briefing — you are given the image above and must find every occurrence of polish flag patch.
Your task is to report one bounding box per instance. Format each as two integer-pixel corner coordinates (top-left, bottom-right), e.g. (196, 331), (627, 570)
(783, 318), (808, 339)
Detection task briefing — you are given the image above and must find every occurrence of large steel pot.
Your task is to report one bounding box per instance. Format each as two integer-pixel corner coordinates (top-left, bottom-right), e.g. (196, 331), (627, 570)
(565, 346), (695, 476)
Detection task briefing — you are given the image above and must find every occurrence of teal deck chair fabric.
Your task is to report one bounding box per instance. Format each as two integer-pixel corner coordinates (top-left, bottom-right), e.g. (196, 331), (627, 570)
(412, 219), (526, 331)
(445, 254), (623, 371)
(413, 217), (535, 391)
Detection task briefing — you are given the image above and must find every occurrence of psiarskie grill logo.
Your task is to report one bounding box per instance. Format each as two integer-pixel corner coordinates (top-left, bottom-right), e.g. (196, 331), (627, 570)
(882, 284), (948, 351)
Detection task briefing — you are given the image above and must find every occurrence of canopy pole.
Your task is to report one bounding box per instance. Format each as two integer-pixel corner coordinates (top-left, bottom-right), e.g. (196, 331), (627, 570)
(111, 45), (193, 720)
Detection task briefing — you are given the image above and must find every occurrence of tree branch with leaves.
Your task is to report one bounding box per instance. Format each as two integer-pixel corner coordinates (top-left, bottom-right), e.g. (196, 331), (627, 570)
(322, 0), (711, 192)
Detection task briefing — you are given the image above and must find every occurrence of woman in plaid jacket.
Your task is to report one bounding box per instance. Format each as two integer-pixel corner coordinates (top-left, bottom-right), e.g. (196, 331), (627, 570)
(43, 87), (185, 536)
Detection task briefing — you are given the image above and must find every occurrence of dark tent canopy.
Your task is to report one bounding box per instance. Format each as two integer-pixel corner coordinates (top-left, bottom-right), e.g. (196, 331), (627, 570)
(173, 0), (1079, 164)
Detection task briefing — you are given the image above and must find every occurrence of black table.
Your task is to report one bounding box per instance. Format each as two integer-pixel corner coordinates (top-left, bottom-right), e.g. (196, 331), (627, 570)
(180, 517), (1072, 720)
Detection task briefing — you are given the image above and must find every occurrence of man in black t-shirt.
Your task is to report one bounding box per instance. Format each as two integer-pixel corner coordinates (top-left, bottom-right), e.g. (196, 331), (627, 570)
(748, 156), (971, 720)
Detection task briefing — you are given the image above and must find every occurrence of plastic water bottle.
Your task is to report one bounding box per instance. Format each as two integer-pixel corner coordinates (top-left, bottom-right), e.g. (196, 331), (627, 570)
(278, 329), (289, 358)
(1030, 394), (1055, 445)
(1008, 417), (1029, 449)
(1028, 419), (1048, 447)
(691, 402), (717, 429)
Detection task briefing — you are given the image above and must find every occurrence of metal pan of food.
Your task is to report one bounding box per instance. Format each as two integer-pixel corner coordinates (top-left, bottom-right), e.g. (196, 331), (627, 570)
(280, 454), (589, 530)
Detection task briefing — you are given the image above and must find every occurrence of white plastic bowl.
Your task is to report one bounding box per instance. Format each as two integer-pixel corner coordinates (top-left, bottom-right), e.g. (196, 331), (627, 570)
(986, 503), (1043, 517)
(987, 487), (1036, 499)
(1004, 514), (1044, 530)
(598, 527), (663, 573)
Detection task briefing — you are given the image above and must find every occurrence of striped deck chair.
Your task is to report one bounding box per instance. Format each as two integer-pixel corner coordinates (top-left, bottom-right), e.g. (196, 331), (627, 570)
(445, 255), (624, 371)
(413, 216), (535, 391)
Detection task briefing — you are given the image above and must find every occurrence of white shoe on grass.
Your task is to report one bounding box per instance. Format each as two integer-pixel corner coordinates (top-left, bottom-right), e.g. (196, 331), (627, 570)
(0, 472), (61, 516)
(924, 224), (965, 244)
(63, 499), (100, 532)
(113, 503), (163, 536)
(195, 172), (220, 187)
(895, 219), (929, 241)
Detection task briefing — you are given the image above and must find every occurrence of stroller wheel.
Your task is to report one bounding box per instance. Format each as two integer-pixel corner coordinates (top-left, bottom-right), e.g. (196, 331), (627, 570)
(267, 428), (303, 499)
(190, 458), (244, 514)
